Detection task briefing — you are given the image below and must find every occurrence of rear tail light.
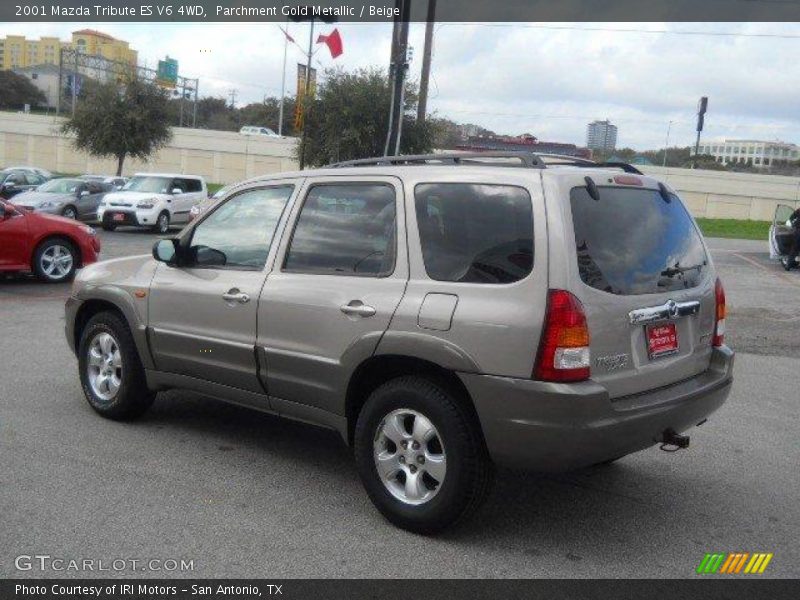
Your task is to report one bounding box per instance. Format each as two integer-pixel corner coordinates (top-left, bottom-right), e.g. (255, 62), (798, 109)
(534, 289), (591, 382)
(713, 278), (726, 347)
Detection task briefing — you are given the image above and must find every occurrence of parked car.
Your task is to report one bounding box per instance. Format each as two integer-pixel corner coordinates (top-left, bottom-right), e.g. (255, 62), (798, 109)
(0, 198), (100, 282)
(80, 174), (128, 190)
(0, 168), (49, 200)
(239, 125), (280, 138)
(97, 173), (207, 233)
(768, 203), (800, 270)
(189, 183), (233, 221)
(4, 166), (53, 180)
(65, 153), (733, 533)
(13, 177), (111, 221)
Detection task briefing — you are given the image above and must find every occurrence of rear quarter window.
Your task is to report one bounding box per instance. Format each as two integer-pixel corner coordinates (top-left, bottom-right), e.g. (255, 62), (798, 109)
(570, 186), (708, 295)
(415, 183), (533, 284)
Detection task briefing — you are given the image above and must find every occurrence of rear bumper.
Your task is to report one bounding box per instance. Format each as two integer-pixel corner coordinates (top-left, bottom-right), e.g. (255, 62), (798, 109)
(460, 345), (734, 471)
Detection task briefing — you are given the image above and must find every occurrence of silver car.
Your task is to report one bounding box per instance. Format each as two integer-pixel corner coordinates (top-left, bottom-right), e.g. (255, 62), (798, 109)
(14, 177), (111, 221)
(65, 153), (733, 533)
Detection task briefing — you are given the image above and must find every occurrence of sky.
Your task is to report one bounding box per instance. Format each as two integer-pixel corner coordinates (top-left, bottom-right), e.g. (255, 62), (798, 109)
(2, 21), (799, 150)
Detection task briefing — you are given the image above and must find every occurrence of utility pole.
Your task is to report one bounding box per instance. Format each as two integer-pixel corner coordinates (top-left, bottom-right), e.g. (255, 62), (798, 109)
(298, 19), (315, 170)
(192, 80), (198, 128)
(228, 89), (238, 109)
(384, 0), (411, 156)
(416, 0), (436, 123)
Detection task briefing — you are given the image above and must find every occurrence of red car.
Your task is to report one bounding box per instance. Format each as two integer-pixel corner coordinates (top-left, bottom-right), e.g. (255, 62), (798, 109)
(0, 199), (101, 282)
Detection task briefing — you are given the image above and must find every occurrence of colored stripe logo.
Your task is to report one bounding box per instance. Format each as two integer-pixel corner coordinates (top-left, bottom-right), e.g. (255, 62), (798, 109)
(697, 552), (773, 574)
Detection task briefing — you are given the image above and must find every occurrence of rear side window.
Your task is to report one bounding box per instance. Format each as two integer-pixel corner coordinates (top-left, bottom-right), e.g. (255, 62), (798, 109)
(570, 187), (708, 295)
(283, 183), (396, 277)
(415, 183), (533, 284)
(178, 178), (203, 193)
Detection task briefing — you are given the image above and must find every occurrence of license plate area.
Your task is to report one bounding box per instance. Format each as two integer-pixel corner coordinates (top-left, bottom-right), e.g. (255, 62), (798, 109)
(646, 322), (679, 359)
(113, 213), (126, 222)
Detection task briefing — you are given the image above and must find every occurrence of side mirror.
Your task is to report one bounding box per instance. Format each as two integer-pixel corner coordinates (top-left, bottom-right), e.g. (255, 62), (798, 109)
(152, 238), (179, 264)
(171, 188), (183, 195)
(79, 190), (90, 197)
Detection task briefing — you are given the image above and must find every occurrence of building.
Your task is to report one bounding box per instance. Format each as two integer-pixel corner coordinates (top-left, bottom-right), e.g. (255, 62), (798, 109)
(693, 139), (800, 168)
(456, 133), (592, 158)
(586, 120), (618, 152)
(13, 64), (81, 108)
(0, 30), (137, 70)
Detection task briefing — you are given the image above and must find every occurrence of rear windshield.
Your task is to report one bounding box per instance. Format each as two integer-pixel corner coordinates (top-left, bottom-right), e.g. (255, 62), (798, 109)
(415, 183), (533, 284)
(570, 186), (708, 295)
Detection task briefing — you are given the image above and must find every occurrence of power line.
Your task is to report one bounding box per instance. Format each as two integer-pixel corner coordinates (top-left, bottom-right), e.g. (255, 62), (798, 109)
(446, 23), (800, 39)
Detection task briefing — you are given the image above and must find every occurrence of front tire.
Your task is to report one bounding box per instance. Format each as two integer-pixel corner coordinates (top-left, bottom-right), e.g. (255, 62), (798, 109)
(78, 311), (155, 420)
(354, 376), (493, 534)
(33, 237), (77, 282)
(61, 205), (78, 220)
(154, 211), (170, 234)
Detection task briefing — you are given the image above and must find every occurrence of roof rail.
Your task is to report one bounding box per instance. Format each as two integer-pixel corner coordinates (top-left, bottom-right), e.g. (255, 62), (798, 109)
(328, 151), (546, 168)
(326, 152), (644, 174)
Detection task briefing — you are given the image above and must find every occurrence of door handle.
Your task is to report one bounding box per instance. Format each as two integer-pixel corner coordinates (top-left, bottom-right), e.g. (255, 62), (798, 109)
(340, 301), (376, 317)
(222, 289), (250, 304)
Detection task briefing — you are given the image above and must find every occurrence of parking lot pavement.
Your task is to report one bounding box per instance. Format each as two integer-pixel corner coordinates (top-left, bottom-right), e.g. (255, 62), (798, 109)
(1, 235), (798, 578)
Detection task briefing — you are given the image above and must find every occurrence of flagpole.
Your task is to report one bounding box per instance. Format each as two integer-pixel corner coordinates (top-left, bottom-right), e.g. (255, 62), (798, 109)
(278, 21), (289, 136)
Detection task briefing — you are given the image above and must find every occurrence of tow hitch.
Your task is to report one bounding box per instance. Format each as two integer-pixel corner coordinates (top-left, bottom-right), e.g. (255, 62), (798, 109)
(659, 429), (690, 452)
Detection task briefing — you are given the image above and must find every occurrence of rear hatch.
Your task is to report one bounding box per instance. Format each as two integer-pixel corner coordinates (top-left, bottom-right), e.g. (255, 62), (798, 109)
(557, 173), (717, 399)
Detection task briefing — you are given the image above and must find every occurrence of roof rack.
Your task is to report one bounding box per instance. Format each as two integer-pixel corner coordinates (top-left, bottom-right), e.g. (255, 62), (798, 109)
(326, 152), (643, 174)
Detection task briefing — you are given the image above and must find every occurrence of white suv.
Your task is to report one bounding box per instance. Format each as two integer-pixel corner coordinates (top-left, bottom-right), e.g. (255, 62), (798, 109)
(98, 173), (207, 233)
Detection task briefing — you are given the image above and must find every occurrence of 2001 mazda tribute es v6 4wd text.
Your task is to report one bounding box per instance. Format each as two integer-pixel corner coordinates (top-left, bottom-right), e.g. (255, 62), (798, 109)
(64, 153), (733, 533)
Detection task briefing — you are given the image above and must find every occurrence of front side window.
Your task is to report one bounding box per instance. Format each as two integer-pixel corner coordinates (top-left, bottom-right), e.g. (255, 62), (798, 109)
(187, 186), (294, 270)
(284, 183), (396, 277)
(570, 186), (708, 295)
(414, 183), (533, 284)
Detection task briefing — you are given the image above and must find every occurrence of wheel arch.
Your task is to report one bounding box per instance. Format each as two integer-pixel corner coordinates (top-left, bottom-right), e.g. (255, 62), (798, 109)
(71, 293), (154, 369)
(344, 354), (483, 447)
(31, 233), (83, 270)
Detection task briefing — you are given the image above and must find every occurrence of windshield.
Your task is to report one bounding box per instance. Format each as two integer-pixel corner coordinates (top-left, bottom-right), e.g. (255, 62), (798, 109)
(570, 186), (708, 295)
(38, 178), (82, 194)
(123, 176), (172, 194)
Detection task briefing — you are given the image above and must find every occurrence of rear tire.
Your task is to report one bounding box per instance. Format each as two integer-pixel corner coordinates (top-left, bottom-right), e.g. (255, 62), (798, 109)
(354, 376), (493, 534)
(32, 237), (77, 283)
(154, 211), (170, 234)
(78, 311), (155, 420)
(61, 205), (78, 220)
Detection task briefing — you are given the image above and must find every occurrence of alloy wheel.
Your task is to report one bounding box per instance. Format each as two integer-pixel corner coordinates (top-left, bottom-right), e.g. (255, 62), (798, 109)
(86, 332), (123, 401)
(40, 245), (74, 280)
(373, 408), (447, 505)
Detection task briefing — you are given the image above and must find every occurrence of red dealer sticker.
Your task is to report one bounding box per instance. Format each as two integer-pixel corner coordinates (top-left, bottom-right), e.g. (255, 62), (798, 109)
(646, 322), (679, 358)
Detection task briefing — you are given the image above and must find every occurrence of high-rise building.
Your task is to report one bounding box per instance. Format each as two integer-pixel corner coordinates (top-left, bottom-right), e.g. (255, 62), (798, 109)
(0, 30), (137, 70)
(586, 120), (618, 152)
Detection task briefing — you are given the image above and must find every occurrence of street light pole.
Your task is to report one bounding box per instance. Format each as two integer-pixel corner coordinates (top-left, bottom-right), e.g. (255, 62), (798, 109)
(278, 21), (289, 136)
(663, 120), (673, 167)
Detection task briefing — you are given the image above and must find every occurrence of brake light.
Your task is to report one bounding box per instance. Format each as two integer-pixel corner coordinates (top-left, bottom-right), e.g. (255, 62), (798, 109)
(534, 290), (591, 382)
(713, 278), (726, 347)
(613, 175), (643, 186)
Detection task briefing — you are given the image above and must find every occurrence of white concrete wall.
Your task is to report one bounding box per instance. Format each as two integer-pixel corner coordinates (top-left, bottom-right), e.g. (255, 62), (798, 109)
(0, 112), (299, 184)
(639, 165), (800, 221)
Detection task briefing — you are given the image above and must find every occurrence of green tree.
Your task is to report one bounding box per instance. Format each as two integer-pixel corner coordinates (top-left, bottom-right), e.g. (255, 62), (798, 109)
(299, 67), (434, 167)
(0, 70), (47, 109)
(62, 77), (172, 175)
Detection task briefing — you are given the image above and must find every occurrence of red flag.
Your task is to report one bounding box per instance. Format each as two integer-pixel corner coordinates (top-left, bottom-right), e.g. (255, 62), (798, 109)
(317, 28), (343, 59)
(279, 26), (295, 44)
